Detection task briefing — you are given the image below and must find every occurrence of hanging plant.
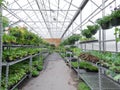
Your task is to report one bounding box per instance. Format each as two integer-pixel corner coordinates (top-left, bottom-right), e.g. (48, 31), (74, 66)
(111, 10), (120, 26)
(87, 24), (99, 35)
(81, 29), (92, 38)
(96, 15), (111, 29)
(114, 27), (120, 42)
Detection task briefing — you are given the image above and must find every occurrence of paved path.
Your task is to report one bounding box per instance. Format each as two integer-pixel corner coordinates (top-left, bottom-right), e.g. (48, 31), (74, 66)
(21, 52), (78, 90)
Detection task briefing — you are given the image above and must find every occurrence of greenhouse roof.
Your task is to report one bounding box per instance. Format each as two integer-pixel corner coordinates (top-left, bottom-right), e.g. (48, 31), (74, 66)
(3, 0), (120, 39)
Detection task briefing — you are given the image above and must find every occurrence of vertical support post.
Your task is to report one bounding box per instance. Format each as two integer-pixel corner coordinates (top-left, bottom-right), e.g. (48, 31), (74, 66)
(85, 43), (86, 51)
(0, 4), (3, 88)
(69, 52), (71, 69)
(102, 0), (106, 52)
(38, 53), (40, 64)
(29, 57), (32, 78)
(98, 66), (102, 90)
(92, 43), (94, 50)
(5, 64), (9, 90)
(78, 9), (82, 78)
(115, 34), (118, 53)
(77, 41), (79, 78)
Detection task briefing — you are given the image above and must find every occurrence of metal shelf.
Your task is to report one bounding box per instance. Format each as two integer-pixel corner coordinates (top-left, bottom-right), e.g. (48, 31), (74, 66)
(42, 52), (50, 59)
(3, 44), (45, 48)
(65, 56), (120, 90)
(79, 72), (120, 90)
(3, 44), (34, 47)
(79, 40), (98, 44)
(2, 53), (40, 66)
(10, 74), (28, 90)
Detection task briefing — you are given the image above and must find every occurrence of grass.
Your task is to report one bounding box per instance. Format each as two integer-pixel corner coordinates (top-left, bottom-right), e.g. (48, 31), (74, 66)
(78, 82), (90, 90)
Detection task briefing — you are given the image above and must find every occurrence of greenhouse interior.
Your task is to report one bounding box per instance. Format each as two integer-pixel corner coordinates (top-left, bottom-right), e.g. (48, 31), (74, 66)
(1, 0), (120, 90)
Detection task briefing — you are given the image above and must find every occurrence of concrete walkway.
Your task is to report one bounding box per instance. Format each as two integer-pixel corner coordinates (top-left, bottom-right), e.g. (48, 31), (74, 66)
(21, 52), (78, 90)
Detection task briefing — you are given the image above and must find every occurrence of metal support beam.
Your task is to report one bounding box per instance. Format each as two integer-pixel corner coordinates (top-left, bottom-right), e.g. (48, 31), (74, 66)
(67, 0), (114, 37)
(7, 8), (78, 11)
(64, 0), (79, 9)
(26, 0), (46, 37)
(9, 20), (21, 27)
(4, 7), (44, 37)
(0, 4), (2, 88)
(48, 2), (79, 26)
(90, 0), (102, 10)
(14, 0), (45, 37)
(60, 0), (73, 32)
(61, 0), (89, 39)
(10, 21), (70, 23)
(35, 0), (52, 38)
(56, 0), (60, 32)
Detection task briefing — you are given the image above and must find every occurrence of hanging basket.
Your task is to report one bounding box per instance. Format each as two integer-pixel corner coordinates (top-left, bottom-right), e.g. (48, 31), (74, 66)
(85, 34), (92, 38)
(91, 30), (97, 35)
(101, 21), (110, 30)
(111, 17), (120, 26)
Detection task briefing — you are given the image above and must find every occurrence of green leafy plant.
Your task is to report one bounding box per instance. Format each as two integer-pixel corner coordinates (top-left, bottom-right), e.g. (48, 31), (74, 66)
(37, 65), (43, 71)
(32, 68), (39, 77)
(111, 10), (120, 26)
(71, 61), (98, 72)
(87, 24), (99, 35)
(114, 27), (120, 42)
(81, 29), (92, 38)
(60, 34), (81, 45)
(8, 26), (43, 45)
(78, 82), (90, 90)
(96, 15), (111, 29)
(2, 34), (16, 44)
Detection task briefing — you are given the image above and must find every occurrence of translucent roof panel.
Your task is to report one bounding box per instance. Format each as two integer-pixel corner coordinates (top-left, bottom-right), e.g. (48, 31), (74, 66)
(2, 0), (119, 39)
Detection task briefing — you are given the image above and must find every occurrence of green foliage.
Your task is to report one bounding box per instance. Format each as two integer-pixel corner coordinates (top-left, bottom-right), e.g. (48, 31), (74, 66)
(71, 61), (98, 72)
(4, 26), (43, 45)
(79, 37), (96, 42)
(114, 74), (120, 81)
(87, 24), (99, 35)
(3, 34), (16, 44)
(2, 48), (41, 62)
(111, 10), (120, 19)
(96, 15), (111, 25)
(114, 27), (120, 42)
(0, 0), (6, 7)
(32, 68), (39, 77)
(73, 48), (82, 56)
(2, 55), (44, 88)
(71, 61), (78, 68)
(2, 16), (9, 28)
(81, 29), (92, 38)
(60, 34), (81, 45)
(37, 65), (43, 71)
(78, 82), (90, 90)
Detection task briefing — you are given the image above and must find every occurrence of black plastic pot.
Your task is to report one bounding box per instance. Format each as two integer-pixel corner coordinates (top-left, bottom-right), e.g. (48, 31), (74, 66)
(71, 58), (77, 62)
(91, 30), (97, 35)
(85, 68), (98, 72)
(111, 17), (120, 26)
(85, 34), (92, 38)
(101, 21), (110, 30)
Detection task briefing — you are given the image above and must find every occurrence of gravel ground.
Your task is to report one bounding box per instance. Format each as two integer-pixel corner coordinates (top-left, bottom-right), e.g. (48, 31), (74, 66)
(21, 52), (78, 90)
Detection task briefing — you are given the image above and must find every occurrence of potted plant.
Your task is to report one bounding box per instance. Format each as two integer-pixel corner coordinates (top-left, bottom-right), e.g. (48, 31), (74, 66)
(114, 27), (120, 42)
(81, 29), (92, 38)
(87, 24), (99, 35)
(111, 10), (120, 26)
(96, 15), (111, 29)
